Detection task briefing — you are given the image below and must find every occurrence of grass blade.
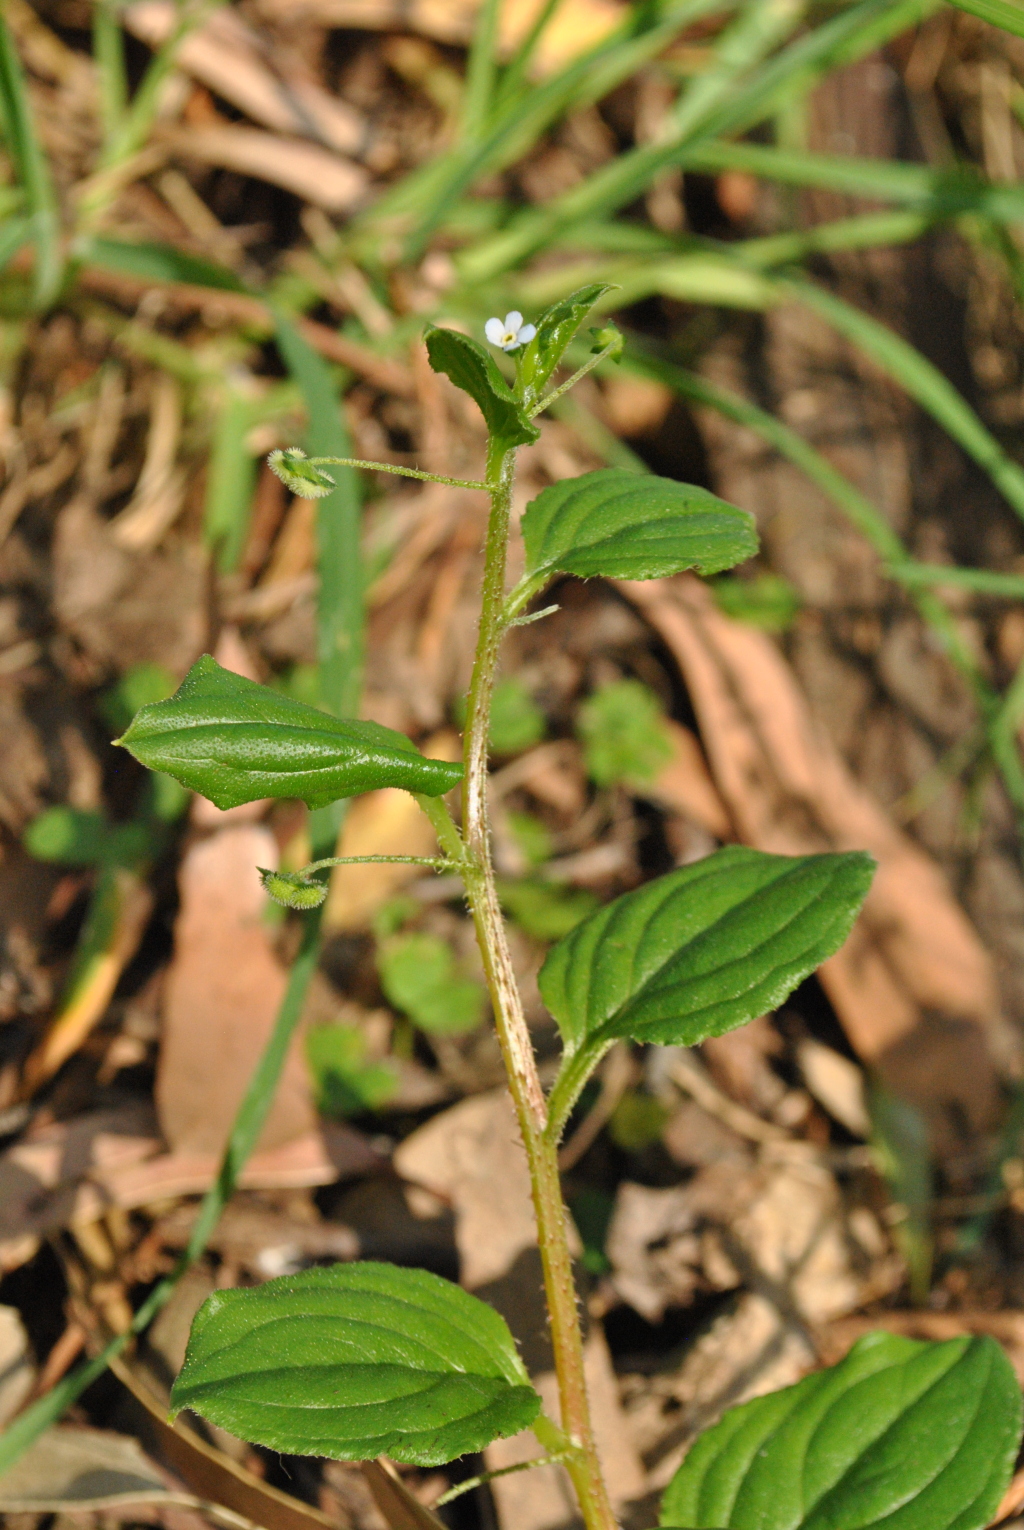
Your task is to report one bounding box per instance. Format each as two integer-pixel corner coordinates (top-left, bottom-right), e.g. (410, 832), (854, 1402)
(785, 275), (1024, 527)
(664, 138), (1024, 223)
(93, 0), (128, 145)
(627, 350), (995, 716)
(493, 0), (564, 110)
(0, 212), (31, 275)
(671, 0), (806, 143)
(0, 9), (61, 306)
(380, 0), (727, 259)
(100, 0), (226, 170)
(888, 563), (1024, 599)
(461, 0), (501, 144)
(204, 389), (259, 574)
(946, 0), (1024, 36)
(460, 0), (939, 282)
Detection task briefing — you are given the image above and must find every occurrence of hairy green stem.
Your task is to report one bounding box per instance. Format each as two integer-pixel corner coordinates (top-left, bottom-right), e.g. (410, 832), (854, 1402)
(308, 456), (489, 490)
(529, 338), (622, 417)
(459, 440), (618, 1530)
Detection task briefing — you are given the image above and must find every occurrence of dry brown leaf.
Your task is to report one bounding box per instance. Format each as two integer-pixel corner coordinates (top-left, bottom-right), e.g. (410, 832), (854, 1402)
(0, 1305), (34, 1426)
(20, 869), (154, 1097)
(261, 496), (316, 587)
(163, 126), (368, 213)
(253, 0), (626, 72)
(0, 1102), (161, 1270)
(642, 719), (733, 840)
(98, 1124), (380, 1208)
(394, 1090), (646, 1529)
(111, 1357), (346, 1530)
(53, 496), (207, 676)
(360, 1461), (447, 1530)
(157, 825), (313, 1157)
(323, 731), (460, 933)
(126, 1), (366, 156)
(619, 577), (1010, 1077)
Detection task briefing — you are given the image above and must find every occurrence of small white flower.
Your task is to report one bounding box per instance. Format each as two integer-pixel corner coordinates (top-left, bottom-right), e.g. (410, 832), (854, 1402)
(485, 311), (537, 352)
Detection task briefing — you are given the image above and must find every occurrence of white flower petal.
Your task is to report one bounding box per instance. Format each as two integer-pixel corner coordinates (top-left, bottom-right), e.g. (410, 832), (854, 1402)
(517, 324), (537, 343)
(485, 317), (506, 345)
(505, 311), (524, 332)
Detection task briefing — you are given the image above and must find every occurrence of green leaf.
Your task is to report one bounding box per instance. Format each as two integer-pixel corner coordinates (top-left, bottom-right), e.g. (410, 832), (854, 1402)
(947, 0), (1024, 37)
(710, 572), (801, 632)
(378, 932), (485, 1035)
(542, 846), (874, 1135)
(306, 1023), (398, 1116)
(170, 1261), (541, 1465)
(116, 655), (462, 810)
(519, 283), (614, 400)
(454, 677), (547, 754)
(24, 808), (109, 866)
(424, 325), (539, 449)
(99, 662), (177, 733)
(0, 12), (61, 306)
(80, 236), (247, 293)
(577, 678), (674, 789)
(23, 808), (155, 869)
(497, 878), (600, 941)
(520, 468), (757, 585)
(659, 1330), (1021, 1530)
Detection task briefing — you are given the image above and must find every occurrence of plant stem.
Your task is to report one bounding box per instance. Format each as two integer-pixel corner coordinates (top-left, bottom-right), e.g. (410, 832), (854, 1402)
(459, 441), (618, 1530)
(308, 457), (490, 490)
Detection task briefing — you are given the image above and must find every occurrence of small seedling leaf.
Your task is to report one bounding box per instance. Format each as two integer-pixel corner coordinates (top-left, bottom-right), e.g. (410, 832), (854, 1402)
(378, 932), (485, 1035)
(543, 847), (873, 1129)
(424, 325), (539, 449)
(116, 655), (463, 810)
(659, 1330), (1021, 1530)
(170, 1261), (541, 1465)
(577, 679), (673, 788)
(520, 468), (757, 583)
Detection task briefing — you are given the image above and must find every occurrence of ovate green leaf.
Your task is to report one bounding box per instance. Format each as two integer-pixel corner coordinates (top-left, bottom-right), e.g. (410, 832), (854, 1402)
(519, 282), (614, 401)
(170, 1261), (541, 1465)
(116, 655), (463, 810)
(543, 847), (873, 1132)
(424, 325), (539, 449)
(659, 1330), (1021, 1530)
(520, 468), (757, 583)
